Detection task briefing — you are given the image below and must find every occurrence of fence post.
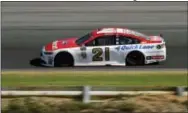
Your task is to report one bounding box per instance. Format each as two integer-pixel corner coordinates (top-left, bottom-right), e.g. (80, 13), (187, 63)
(176, 86), (184, 96)
(83, 86), (91, 103)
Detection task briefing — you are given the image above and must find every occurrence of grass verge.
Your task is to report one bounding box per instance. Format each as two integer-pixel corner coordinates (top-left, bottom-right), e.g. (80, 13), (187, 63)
(2, 71), (187, 87)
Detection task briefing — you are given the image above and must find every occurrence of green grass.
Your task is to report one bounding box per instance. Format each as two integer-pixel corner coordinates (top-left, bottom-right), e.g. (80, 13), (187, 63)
(2, 71), (187, 87)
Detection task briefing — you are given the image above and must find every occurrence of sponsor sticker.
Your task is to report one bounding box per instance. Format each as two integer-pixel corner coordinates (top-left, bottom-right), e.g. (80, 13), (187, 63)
(120, 45), (154, 51)
(156, 45), (162, 49)
(52, 41), (58, 50)
(81, 52), (87, 59)
(62, 41), (67, 45)
(145, 50), (164, 54)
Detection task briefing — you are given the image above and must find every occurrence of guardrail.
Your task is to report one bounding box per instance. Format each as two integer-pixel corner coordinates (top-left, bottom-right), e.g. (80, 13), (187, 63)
(2, 86), (187, 103)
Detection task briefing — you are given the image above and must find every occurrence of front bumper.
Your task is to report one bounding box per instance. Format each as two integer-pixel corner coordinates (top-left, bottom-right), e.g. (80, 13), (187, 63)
(40, 47), (54, 67)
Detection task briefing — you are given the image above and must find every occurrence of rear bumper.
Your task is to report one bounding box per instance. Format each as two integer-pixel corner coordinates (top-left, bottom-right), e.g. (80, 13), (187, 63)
(145, 47), (166, 64)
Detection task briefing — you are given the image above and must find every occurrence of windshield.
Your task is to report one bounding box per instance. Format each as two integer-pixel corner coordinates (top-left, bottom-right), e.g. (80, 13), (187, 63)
(76, 33), (92, 45)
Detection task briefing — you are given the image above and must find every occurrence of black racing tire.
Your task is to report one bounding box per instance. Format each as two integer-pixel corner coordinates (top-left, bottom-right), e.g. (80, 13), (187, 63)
(126, 51), (145, 66)
(54, 52), (74, 67)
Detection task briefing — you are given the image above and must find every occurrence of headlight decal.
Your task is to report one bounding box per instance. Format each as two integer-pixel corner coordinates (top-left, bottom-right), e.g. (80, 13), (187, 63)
(44, 52), (53, 55)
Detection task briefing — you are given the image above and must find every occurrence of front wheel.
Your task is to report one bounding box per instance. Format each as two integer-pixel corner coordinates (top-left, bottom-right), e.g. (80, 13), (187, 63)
(54, 52), (74, 67)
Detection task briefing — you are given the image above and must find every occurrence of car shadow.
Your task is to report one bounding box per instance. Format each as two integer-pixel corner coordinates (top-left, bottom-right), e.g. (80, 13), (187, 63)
(30, 58), (46, 67)
(29, 58), (160, 68)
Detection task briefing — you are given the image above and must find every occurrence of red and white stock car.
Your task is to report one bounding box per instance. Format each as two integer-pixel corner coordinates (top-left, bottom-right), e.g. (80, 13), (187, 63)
(40, 27), (166, 67)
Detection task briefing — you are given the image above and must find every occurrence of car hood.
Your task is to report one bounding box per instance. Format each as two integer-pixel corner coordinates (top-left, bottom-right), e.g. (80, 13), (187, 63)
(44, 37), (79, 51)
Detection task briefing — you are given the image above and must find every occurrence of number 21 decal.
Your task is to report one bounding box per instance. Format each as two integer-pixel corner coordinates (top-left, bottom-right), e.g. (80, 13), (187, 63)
(92, 47), (110, 61)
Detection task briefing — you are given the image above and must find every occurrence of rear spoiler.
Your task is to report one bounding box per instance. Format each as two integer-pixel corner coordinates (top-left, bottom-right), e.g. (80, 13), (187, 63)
(159, 34), (163, 38)
(159, 34), (165, 43)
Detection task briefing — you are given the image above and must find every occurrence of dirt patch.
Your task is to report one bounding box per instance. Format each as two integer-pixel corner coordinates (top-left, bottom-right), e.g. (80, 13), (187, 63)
(125, 95), (188, 112)
(2, 94), (188, 113)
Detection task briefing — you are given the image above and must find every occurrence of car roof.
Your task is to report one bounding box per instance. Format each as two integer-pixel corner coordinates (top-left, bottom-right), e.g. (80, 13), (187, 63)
(93, 27), (136, 34)
(91, 27), (149, 40)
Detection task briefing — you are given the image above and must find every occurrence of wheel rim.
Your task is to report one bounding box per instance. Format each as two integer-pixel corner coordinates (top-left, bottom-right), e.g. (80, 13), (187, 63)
(127, 55), (138, 65)
(127, 53), (143, 65)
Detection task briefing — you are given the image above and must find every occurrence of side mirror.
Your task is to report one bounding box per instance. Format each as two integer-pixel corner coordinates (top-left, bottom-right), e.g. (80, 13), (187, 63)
(80, 44), (86, 51)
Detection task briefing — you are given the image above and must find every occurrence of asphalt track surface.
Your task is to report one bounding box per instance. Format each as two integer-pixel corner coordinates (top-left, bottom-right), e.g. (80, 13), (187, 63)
(1, 2), (188, 70)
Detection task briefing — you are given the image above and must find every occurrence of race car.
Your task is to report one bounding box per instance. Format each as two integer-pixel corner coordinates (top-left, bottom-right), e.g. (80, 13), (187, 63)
(40, 27), (166, 67)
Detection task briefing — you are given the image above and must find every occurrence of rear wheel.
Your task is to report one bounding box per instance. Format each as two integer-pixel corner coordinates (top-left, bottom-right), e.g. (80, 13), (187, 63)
(126, 51), (145, 66)
(54, 52), (74, 67)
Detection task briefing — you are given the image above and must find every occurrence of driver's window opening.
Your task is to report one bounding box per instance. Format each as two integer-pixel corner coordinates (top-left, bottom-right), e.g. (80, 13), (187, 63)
(85, 35), (116, 46)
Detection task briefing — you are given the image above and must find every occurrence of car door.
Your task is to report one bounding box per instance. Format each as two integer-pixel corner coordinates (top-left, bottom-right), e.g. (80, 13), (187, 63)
(83, 35), (118, 66)
(116, 35), (141, 59)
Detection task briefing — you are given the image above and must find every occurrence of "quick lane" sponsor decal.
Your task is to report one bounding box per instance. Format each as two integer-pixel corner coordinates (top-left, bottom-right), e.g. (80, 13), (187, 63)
(120, 45), (154, 51)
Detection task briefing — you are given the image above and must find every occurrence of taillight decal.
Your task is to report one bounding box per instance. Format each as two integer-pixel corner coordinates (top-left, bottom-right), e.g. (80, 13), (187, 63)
(151, 56), (164, 59)
(147, 55), (164, 60)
